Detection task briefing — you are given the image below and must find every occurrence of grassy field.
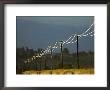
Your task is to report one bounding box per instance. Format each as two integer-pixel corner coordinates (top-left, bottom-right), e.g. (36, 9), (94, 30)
(22, 68), (94, 75)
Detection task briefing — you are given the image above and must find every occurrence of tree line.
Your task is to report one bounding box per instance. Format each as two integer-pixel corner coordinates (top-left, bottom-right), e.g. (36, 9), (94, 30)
(16, 47), (94, 74)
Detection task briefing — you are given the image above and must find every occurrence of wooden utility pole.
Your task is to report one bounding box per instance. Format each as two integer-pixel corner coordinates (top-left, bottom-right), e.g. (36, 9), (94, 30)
(44, 55), (46, 69)
(50, 46), (53, 70)
(39, 58), (41, 70)
(60, 41), (63, 69)
(77, 35), (80, 69)
(36, 61), (37, 70)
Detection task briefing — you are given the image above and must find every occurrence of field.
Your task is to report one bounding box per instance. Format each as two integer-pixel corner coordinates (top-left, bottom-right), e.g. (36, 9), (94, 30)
(22, 68), (94, 75)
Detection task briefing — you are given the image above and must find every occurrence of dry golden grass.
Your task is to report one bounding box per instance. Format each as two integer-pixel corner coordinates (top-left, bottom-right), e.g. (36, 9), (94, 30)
(22, 68), (94, 75)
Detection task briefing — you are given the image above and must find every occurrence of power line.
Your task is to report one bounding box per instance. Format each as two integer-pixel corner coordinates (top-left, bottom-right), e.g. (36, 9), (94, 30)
(24, 23), (94, 63)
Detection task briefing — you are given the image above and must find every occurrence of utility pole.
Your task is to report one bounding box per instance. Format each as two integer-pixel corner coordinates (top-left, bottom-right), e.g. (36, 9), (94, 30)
(59, 41), (63, 69)
(40, 59), (42, 70)
(49, 44), (53, 70)
(44, 55), (46, 69)
(77, 35), (80, 69)
(36, 62), (37, 70)
(50, 45), (53, 70)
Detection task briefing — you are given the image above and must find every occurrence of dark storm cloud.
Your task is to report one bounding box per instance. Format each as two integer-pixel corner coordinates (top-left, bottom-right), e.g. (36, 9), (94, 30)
(16, 16), (94, 53)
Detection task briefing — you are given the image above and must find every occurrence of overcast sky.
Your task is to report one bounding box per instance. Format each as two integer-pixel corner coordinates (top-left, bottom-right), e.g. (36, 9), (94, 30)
(16, 16), (94, 53)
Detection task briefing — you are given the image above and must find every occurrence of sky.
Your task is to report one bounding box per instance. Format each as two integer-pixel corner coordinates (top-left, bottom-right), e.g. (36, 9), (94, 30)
(16, 16), (94, 53)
